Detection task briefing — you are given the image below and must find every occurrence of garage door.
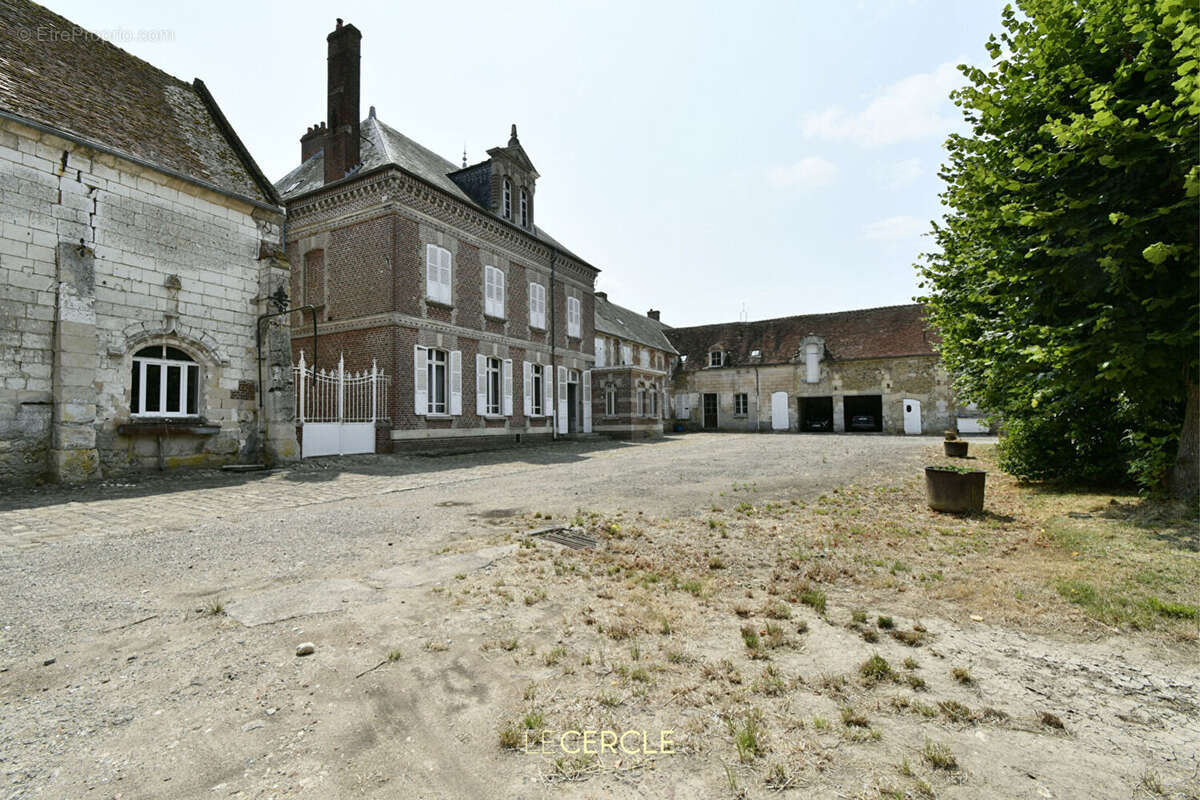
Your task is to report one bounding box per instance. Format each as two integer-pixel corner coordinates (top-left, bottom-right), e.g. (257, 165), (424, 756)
(843, 395), (883, 432)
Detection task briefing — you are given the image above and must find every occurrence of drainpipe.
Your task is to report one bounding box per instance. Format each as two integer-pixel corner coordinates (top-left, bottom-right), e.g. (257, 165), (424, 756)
(754, 364), (761, 433)
(549, 245), (558, 441)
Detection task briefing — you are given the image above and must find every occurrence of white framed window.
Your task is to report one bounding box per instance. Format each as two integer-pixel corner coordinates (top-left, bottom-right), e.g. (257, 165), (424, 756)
(425, 244), (452, 305)
(484, 357), (502, 415)
(594, 337), (606, 367)
(502, 178), (512, 219)
(621, 343), (633, 365)
(707, 350), (724, 368)
(567, 296), (581, 338)
(640, 349), (650, 369)
(427, 349), (448, 414)
(531, 364), (545, 416)
(484, 265), (505, 318)
(519, 188), (529, 228)
(636, 383), (646, 416)
(529, 282), (547, 329)
(734, 393), (748, 416)
(131, 345), (199, 417)
(605, 383), (616, 416)
(648, 385), (657, 417)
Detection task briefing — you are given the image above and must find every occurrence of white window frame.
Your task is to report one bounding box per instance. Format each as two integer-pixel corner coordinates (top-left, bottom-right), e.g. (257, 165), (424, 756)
(647, 385), (657, 417)
(620, 343), (633, 366)
(640, 349), (650, 369)
(531, 364), (545, 416)
(427, 349), (448, 414)
(484, 265), (505, 319)
(529, 282), (547, 329)
(707, 350), (723, 368)
(567, 296), (581, 338)
(519, 187), (529, 228)
(605, 383), (616, 416)
(636, 383), (646, 417)
(485, 356), (503, 416)
(502, 178), (512, 220)
(734, 392), (748, 416)
(425, 244), (452, 305)
(131, 345), (199, 418)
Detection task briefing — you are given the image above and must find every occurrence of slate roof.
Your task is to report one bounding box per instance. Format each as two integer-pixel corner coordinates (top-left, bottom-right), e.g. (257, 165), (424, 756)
(595, 295), (677, 355)
(275, 114), (589, 266)
(0, 0), (278, 206)
(665, 304), (937, 368)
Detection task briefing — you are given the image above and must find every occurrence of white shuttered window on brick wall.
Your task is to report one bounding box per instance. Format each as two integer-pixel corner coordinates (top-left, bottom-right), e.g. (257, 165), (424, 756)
(529, 282), (546, 329)
(425, 244), (452, 304)
(484, 266), (505, 318)
(567, 296), (581, 338)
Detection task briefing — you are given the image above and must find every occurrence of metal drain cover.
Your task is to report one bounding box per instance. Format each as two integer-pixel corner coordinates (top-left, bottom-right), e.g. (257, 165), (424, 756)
(528, 526), (598, 549)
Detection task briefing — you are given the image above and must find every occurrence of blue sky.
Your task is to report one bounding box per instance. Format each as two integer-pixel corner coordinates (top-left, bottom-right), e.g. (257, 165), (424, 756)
(47, 0), (1008, 327)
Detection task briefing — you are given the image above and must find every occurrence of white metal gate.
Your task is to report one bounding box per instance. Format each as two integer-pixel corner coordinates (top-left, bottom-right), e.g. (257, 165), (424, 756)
(294, 352), (389, 457)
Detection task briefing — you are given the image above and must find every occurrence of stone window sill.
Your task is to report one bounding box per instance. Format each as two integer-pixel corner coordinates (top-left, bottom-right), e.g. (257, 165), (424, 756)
(118, 419), (219, 436)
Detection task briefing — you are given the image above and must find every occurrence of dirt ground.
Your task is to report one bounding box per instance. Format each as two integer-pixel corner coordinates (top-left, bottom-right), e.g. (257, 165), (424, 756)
(0, 434), (1196, 800)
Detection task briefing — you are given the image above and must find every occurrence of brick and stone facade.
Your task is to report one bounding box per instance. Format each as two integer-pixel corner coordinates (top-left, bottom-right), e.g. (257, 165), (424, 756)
(278, 20), (598, 452)
(666, 305), (960, 435)
(0, 0), (296, 482)
(591, 294), (676, 439)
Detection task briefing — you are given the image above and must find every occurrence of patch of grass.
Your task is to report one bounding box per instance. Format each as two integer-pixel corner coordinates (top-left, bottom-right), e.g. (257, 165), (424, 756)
(1039, 711), (1066, 730)
(812, 716), (829, 730)
(795, 619), (809, 634)
(753, 665), (787, 696)
(202, 600), (224, 616)
(938, 700), (974, 723)
(763, 600), (792, 619)
(386, 649), (403, 662)
(524, 588), (547, 606)
(840, 706), (869, 727)
(951, 666), (973, 685)
(798, 589), (827, 615)
(877, 615), (895, 629)
(543, 646), (567, 666)
(922, 739), (958, 771)
(1146, 596), (1198, 620)
(498, 723), (524, 750)
(764, 763), (790, 790)
(708, 556), (726, 570)
(851, 609), (868, 624)
(521, 710), (546, 730)
(859, 653), (894, 685)
(889, 628), (928, 647)
(903, 657), (920, 670)
(861, 628), (879, 643)
(762, 622), (786, 649)
(598, 690), (621, 708)
(906, 674), (928, 691)
(629, 666), (651, 683)
(730, 710), (766, 761)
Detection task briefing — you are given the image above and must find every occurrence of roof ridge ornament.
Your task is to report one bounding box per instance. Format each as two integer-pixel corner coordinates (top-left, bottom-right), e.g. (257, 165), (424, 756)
(509, 124), (519, 146)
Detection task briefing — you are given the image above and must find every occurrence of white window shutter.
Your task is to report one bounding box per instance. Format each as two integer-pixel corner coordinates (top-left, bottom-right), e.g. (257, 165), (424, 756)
(440, 249), (453, 304)
(413, 345), (428, 415)
(582, 370), (592, 433)
(475, 353), (486, 415)
(543, 364), (554, 419)
(640, 349), (650, 368)
(425, 245), (437, 301)
(557, 366), (568, 434)
(449, 350), (462, 415)
(496, 269), (505, 318)
(522, 361), (532, 416)
(502, 359), (513, 416)
(594, 337), (605, 367)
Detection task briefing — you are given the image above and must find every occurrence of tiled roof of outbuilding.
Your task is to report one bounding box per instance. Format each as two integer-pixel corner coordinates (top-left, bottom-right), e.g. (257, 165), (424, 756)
(665, 304), (937, 367)
(595, 295), (677, 354)
(0, 0), (278, 206)
(275, 114), (590, 267)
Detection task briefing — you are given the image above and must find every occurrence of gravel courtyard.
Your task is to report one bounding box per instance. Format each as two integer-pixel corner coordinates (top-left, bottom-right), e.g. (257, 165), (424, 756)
(1, 433), (1194, 800)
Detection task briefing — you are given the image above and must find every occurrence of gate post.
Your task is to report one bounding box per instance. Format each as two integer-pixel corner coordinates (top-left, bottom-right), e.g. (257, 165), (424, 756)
(370, 359), (378, 423)
(297, 350), (306, 425)
(337, 353), (345, 424)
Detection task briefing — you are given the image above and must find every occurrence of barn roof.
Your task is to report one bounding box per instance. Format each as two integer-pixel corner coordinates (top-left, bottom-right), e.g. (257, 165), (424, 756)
(665, 304), (937, 368)
(0, 0), (278, 207)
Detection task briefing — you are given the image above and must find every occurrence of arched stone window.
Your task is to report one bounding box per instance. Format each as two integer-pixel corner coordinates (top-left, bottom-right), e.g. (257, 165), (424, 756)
(131, 345), (200, 417)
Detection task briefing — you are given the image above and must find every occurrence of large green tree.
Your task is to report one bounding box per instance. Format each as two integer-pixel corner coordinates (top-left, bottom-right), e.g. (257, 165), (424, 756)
(919, 0), (1199, 495)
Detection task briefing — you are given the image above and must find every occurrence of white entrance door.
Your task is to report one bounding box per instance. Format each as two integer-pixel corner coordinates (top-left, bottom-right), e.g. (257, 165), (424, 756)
(771, 392), (789, 431)
(903, 398), (922, 435)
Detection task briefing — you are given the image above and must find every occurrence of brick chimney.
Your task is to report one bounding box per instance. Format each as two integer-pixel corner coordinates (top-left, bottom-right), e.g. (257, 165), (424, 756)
(323, 18), (361, 184)
(647, 309), (660, 321)
(595, 291), (607, 301)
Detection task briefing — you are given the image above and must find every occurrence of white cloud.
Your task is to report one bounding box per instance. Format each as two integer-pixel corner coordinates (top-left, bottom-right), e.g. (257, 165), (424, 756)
(863, 215), (928, 241)
(801, 62), (964, 147)
(885, 157), (923, 188)
(766, 156), (839, 189)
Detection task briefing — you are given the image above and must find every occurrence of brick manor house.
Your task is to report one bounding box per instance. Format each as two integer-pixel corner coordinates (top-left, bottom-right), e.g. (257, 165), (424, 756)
(277, 20), (601, 451)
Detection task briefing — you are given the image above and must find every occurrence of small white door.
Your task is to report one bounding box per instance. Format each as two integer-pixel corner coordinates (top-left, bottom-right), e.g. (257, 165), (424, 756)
(903, 398), (922, 435)
(771, 391), (789, 431)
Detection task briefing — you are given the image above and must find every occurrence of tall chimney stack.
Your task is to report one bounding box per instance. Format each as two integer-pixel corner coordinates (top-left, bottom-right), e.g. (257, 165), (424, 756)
(647, 309), (661, 321)
(324, 19), (362, 184)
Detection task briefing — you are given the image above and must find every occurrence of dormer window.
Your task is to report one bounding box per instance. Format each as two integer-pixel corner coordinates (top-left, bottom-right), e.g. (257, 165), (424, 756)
(707, 351), (724, 368)
(519, 188), (529, 228)
(502, 178), (512, 220)
(750, 349), (762, 359)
